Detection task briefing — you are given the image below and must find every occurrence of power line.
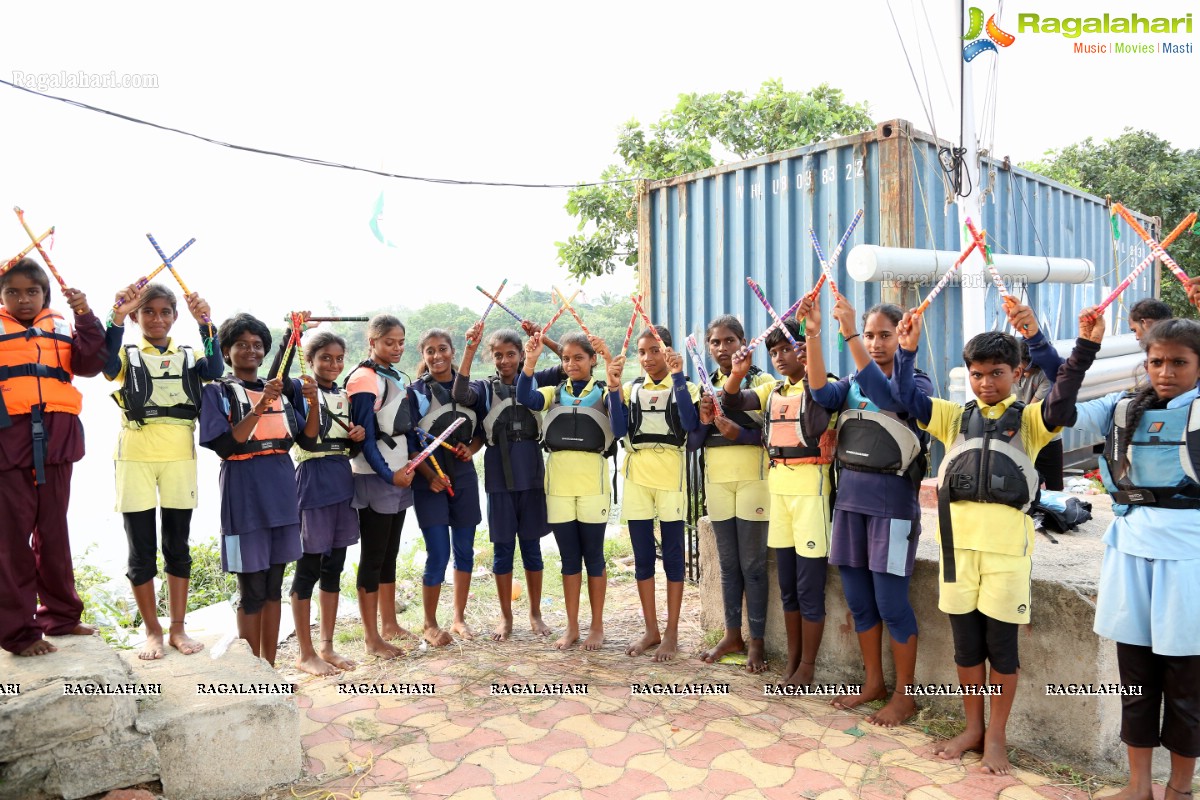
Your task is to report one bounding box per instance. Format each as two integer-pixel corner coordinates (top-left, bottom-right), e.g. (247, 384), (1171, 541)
(0, 78), (641, 190)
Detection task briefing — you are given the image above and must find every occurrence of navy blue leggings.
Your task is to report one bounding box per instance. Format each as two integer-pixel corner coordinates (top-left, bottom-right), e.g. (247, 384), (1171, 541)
(494, 537), (544, 575)
(628, 519), (685, 582)
(838, 565), (918, 643)
(422, 525), (475, 587)
(775, 548), (827, 622)
(553, 521), (606, 577)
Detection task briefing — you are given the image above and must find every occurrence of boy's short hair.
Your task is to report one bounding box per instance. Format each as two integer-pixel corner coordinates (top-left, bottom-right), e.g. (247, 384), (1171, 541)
(962, 331), (1020, 369)
(1128, 298), (1172, 324)
(765, 318), (804, 351)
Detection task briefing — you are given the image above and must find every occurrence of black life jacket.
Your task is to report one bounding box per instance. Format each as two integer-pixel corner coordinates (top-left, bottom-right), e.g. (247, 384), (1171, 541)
(113, 343), (204, 424)
(836, 376), (928, 485)
(481, 376), (543, 491)
(295, 385), (353, 460)
(625, 375), (687, 450)
(705, 367), (765, 448)
(417, 373), (477, 448)
(542, 378), (614, 455)
(1099, 391), (1200, 510)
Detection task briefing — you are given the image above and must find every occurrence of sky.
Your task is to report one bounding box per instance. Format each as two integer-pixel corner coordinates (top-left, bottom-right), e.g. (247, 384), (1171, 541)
(2, 0), (1197, 573)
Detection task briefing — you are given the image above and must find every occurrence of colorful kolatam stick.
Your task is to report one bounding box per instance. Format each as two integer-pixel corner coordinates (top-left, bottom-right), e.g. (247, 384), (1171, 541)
(746, 277), (801, 352)
(745, 295), (805, 354)
(620, 296), (641, 354)
(630, 293), (663, 348)
(962, 218), (1015, 310)
(807, 208), (864, 300)
(13, 208), (73, 302)
(2, 226), (53, 274)
(146, 233), (212, 330)
(553, 286), (591, 336)
(115, 238), (197, 309)
(1112, 204), (1195, 291)
(1093, 212), (1198, 317)
(684, 334), (724, 419)
(913, 238), (981, 317)
(469, 278), (508, 346)
(542, 288), (580, 333)
(405, 417), (467, 475)
(300, 316), (370, 323)
(475, 285), (524, 325)
(415, 427), (455, 497)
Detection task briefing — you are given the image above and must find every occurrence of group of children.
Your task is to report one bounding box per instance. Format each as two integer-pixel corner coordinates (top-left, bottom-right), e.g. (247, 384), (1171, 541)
(2, 254), (1198, 792)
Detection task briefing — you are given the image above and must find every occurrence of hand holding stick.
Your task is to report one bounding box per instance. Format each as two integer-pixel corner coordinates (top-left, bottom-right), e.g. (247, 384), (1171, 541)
(405, 417), (467, 475)
(684, 334), (724, 418)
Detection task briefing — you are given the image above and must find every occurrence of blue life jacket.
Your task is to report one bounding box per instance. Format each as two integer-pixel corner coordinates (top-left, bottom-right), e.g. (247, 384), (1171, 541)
(1099, 391), (1200, 513)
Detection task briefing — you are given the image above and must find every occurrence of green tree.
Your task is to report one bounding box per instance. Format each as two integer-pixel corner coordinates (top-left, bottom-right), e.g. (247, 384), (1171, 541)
(1023, 130), (1200, 318)
(557, 80), (875, 282)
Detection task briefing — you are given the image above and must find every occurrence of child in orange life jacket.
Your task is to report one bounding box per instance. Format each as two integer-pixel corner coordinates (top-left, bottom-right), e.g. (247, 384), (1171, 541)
(0, 260), (105, 657)
(608, 326), (701, 662)
(723, 317), (835, 687)
(199, 313), (306, 666)
(410, 328), (487, 647)
(454, 320), (565, 642)
(344, 314), (414, 660)
(693, 315), (773, 674)
(105, 281), (222, 661)
(892, 308), (1102, 775)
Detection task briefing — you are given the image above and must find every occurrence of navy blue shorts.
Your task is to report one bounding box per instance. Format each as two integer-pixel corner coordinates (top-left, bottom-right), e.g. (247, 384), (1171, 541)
(412, 467), (482, 529)
(487, 488), (550, 543)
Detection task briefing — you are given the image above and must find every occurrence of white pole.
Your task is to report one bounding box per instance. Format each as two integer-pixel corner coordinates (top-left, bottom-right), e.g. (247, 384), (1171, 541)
(957, 0), (988, 399)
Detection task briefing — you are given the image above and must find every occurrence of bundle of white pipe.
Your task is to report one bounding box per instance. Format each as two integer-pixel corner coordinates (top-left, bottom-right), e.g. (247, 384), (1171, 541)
(847, 245), (1094, 285)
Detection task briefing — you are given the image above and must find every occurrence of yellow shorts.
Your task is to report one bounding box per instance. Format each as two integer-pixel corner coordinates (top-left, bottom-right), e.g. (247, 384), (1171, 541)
(767, 493), (831, 557)
(937, 548), (1033, 624)
(704, 479), (770, 523)
(547, 492), (611, 525)
(620, 481), (685, 523)
(114, 459), (198, 513)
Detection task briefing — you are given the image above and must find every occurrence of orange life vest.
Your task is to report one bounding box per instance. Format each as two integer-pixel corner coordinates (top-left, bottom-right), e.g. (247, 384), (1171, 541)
(0, 307), (82, 418)
(218, 377), (297, 460)
(765, 383), (837, 465)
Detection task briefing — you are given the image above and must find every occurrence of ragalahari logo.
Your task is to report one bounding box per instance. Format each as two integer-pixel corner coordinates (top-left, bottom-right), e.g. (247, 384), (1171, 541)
(963, 7), (1016, 61)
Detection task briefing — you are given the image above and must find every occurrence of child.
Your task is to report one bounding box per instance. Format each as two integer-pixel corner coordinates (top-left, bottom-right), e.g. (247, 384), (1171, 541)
(723, 318), (835, 686)
(454, 321), (563, 641)
(275, 324), (364, 675)
(1127, 298), (1172, 343)
(409, 328), (486, 646)
(517, 331), (624, 650)
(803, 295), (930, 726)
(0, 259), (104, 656)
(105, 282), (222, 660)
(199, 313), (304, 665)
(694, 315), (772, 674)
(344, 314), (414, 660)
(1073, 318), (1200, 800)
(893, 307), (1103, 774)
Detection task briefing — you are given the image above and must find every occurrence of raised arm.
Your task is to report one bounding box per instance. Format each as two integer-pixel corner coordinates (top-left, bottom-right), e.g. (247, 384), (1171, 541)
(1041, 307), (1104, 429)
(893, 311), (932, 425)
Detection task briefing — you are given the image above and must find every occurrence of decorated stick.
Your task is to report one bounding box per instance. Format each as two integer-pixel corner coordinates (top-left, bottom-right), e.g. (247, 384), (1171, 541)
(553, 286), (592, 336)
(1112, 204), (1195, 290)
(475, 285), (524, 325)
(1094, 212), (1198, 317)
(806, 208), (864, 303)
(2, 226), (53, 274)
(404, 416), (467, 475)
(115, 238), (196, 309)
(629, 293), (663, 348)
(542, 288), (580, 332)
(414, 425), (459, 455)
(962, 218), (1014, 309)
(415, 428), (455, 496)
(808, 231), (840, 297)
(913, 240), (980, 317)
(746, 277), (801, 351)
(469, 278), (508, 346)
(13, 208), (72, 300)
(684, 334), (725, 419)
(745, 295), (805, 354)
(620, 296), (641, 354)
(299, 316), (370, 323)
(146, 233), (213, 331)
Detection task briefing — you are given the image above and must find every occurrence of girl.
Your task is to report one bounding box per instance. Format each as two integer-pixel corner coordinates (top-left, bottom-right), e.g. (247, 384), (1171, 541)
(454, 321), (563, 641)
(611, 326), (701, 662)
(199, 313), (305, 665)
(804, 296), (930, 726)
(344, 314), (414, 660)
(410, 329), (486, 646)
(274, 324), (364, 676)
(105, 282), (222, 661)
(517, 331), (625, 650)
(1072, 318), (1200, 800)
(723, 318), (835, 686)
(694, 315), (773, 674)
(0, 260), (104, 657)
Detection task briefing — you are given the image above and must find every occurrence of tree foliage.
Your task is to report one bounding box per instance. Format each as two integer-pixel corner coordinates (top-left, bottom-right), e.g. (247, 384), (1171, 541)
(1022, 129), (1200, 318)
(557, 80), (875, 282)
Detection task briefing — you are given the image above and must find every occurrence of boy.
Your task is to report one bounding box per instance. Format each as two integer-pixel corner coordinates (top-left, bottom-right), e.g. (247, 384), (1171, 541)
(892, 306), (1104, 774)
(1127, 298), (1172, 343)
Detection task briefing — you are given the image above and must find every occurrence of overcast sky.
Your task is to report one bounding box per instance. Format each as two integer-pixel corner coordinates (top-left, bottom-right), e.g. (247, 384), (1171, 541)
(3, 0), (1196, 570)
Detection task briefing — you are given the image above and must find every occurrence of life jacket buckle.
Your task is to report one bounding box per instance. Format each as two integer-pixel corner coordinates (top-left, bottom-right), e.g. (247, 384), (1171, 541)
(948, 474), (974, 491)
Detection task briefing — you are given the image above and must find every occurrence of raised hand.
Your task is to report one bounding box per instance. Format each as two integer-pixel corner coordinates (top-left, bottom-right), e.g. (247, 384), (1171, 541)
(897, 311), (922, 352)
(665, 348), (684, 375)
(1079, 306), (1106, 344)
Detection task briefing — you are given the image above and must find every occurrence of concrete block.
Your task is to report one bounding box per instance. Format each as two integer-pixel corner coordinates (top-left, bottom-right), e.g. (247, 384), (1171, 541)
(121, 638), (301, 800)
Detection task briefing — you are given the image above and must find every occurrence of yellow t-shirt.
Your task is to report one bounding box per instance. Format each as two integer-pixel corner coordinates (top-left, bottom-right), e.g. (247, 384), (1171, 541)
(750, 376), (832, 498)
(535, 383), (611, 498)
(109, 336), (200, 463)
(921, 395), (1060, 557)
(621, 374), (701, 492)
(705, 368), (772, 485)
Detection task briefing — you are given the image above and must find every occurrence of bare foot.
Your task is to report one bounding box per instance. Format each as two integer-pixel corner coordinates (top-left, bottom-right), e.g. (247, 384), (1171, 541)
(932, 727), (984, 760)
(296, 653), (339, 676)
(318, 644), (356, 671)
(582, 626), (604, 651)
(365, 638), (405, 659)
(423, 626), (453, 647)
(168, 630), (204, 656)
(556, 624), (580, 650)
(979, 733), (1012, 775)
(866, 691), (917, 727)
(787, 661), (815, 687)
(529, 614), (551, 637)
(652, 630), (679, 663)
(451, 620), (475, 640)
(139, 630), (165, 661)
(70, 623), (96, 636)
(746, 639), (767, 674)
(832, 682), (887, 710)
(381, 622), (412, 640)
(699, 631), (745, 664)
(626, 631), (662, 657)
(1104, 788), (1155, 800)
(492, 617), (513, 642)
(17, 639), (57, 656)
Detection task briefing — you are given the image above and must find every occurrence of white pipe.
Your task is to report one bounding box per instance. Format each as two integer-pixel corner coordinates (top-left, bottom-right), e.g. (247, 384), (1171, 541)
(1051, 333), (1141, 359)
(847, 245), (1094, 284)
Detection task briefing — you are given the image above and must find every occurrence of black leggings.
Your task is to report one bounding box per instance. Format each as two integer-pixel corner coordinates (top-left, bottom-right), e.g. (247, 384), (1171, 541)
(236, 563), (285, 615)
(289, 547), (348, 600)
(357, 508), (405, 593)
(123, 508), (193, 586)
(948, 609), (1019, 674)
(1117, 643), (1200, 756)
